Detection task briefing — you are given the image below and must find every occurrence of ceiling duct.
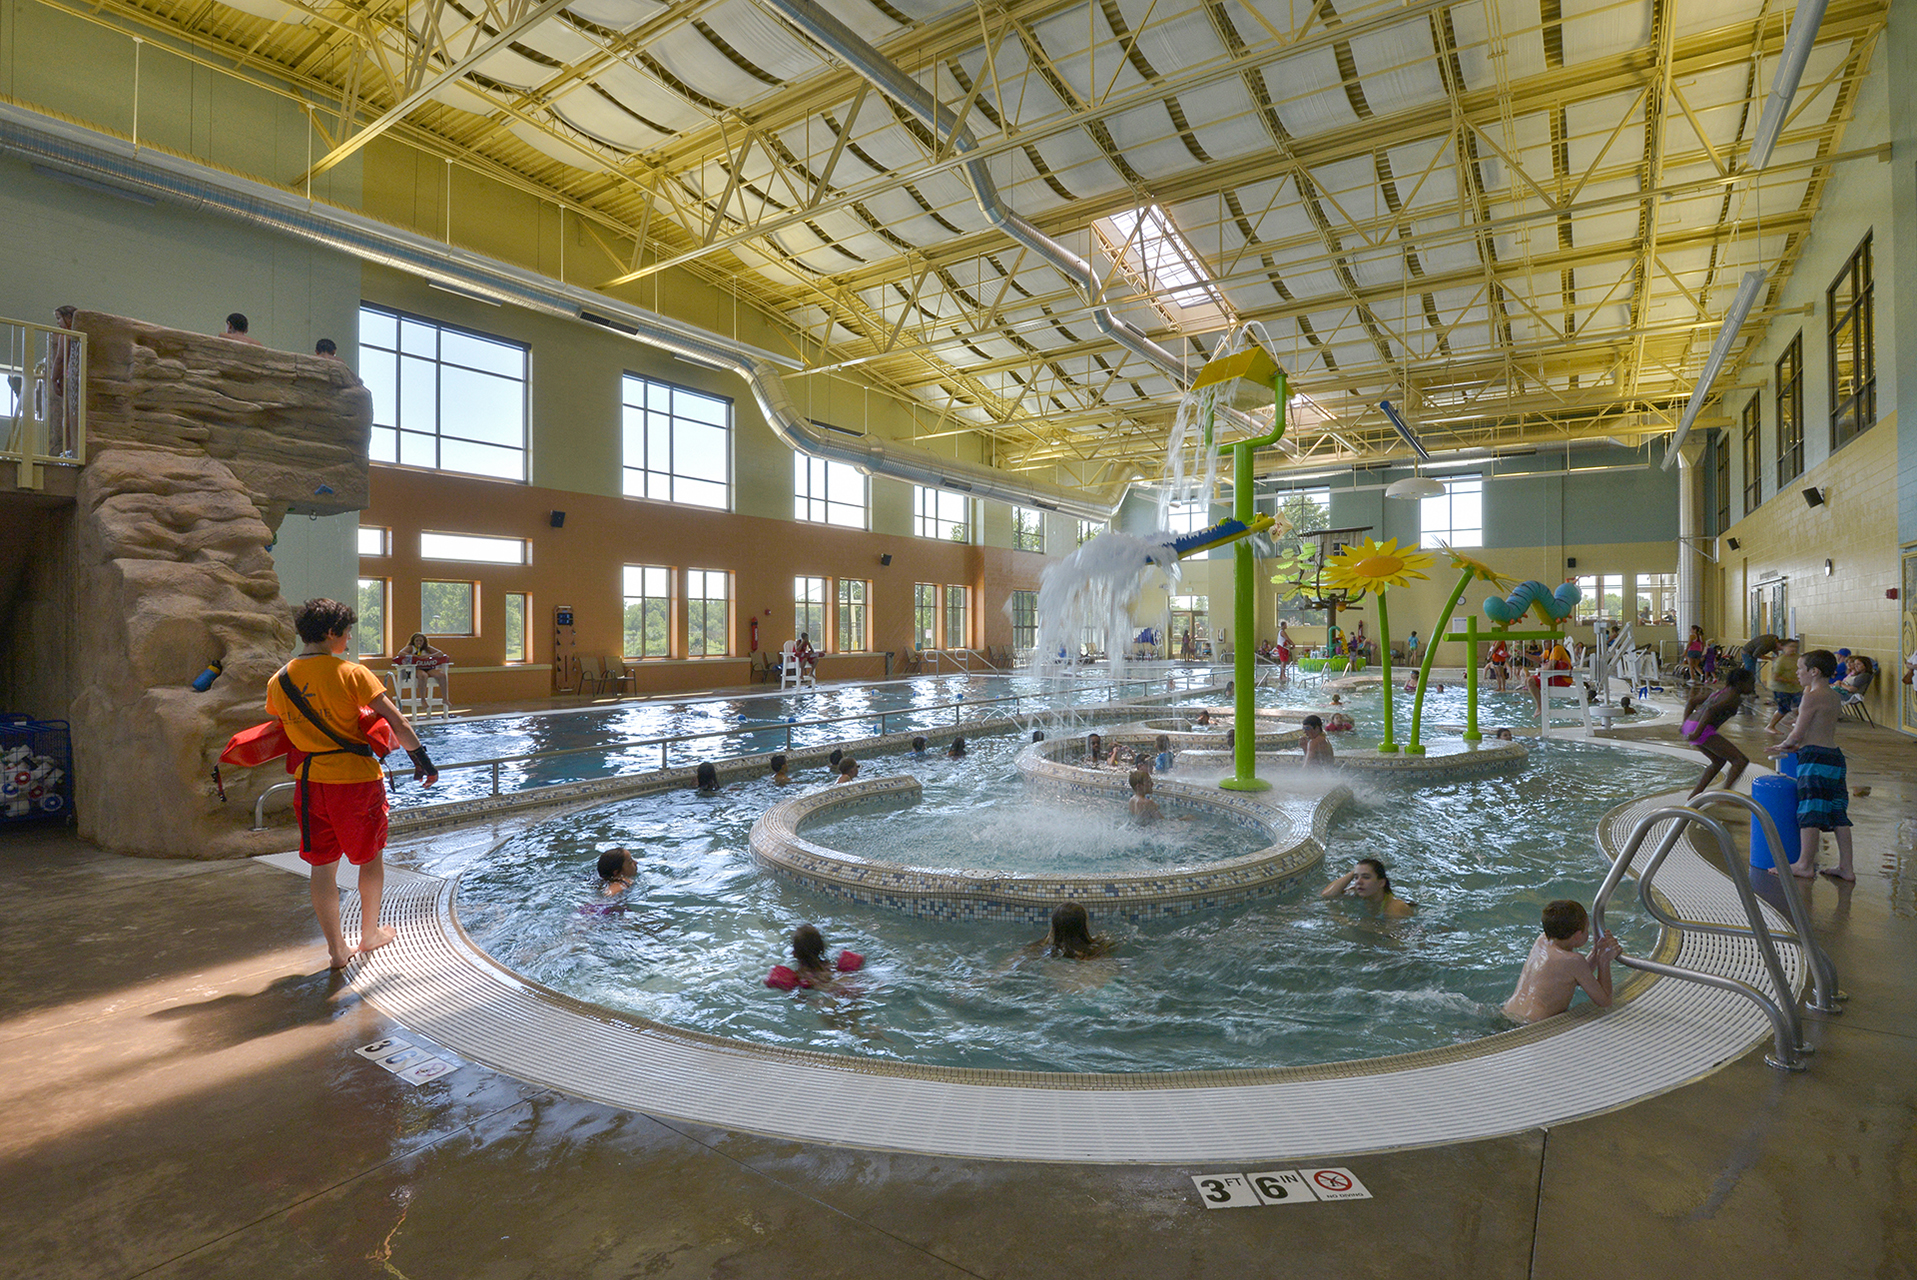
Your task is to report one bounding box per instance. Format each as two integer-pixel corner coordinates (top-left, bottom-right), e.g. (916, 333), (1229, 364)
(0, 100), (1127, 522)
(760, 0), (1283, 451)
(1661, 269), (1767, 470)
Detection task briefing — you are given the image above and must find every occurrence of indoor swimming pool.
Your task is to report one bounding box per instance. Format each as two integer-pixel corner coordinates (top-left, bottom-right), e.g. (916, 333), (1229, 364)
(454, 733), (1694, 1073)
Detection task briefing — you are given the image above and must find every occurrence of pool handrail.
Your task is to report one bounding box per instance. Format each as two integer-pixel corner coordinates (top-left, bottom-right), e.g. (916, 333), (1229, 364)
(249, 673), (1212, 826)
(1590, 796), (1821, 1071)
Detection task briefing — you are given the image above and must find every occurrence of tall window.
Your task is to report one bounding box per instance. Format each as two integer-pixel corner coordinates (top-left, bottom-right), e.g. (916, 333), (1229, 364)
(1418, 476), (1482, 548)
(421, 581), (476, 635)
(1742, 396), (1761, 516)
(1775, 334), (1803, 487)
(1010, 589), (1038, 649)
(622, 565), (671, 659)
(687, 570), (729, 657)
(914, 486), (971, 541)
(355, 578), (388, 656)
(359, 304), (526, 480)
(1827, 233), (1874, 450)
(1596, 574), (1624, 621)
(622, 374), (731, 509)
(913, 583), (937, 650)
(1572, 575), (1599, 624)
(794, 576), (828, 645)
(944, 585), (970, 649)
(837, 579), (868, 651)
(1713, 432), (1730, 533)
(795, 455), (866, 527)
(1634, 573), (1676, 627)
(503, 592), (529, 662)
(1012, 507), (1044, 552)
(1077, 519), (1105, 546)
(1166, 500), (1208, 536)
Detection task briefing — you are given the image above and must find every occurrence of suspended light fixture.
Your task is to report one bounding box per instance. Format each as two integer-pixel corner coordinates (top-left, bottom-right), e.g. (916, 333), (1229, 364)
(1747, 0), (1831, 171)
(1378, 400), (1443, 497)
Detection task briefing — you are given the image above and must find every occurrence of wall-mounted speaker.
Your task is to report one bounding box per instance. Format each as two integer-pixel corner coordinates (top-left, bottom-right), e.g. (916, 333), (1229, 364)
(1565, 557), (1577, 569)
(550, 511), (566, 527)
(1726, 537), (1742, 551)
(879, 553), (893, 566)
(1801, 487), (1825, 508)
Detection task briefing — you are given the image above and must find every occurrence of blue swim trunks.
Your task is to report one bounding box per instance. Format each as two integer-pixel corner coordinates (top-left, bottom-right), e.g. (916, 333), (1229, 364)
(1795, 744), (1851, 831)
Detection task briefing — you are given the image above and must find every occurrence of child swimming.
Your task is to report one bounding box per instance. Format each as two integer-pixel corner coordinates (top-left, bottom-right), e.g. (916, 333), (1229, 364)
(1502, 899), (1621, 1022)
(1043, 901), (1113, 959)
(1127, 769), (1161, 824)
(765, 923), (865, 990)
(596, 847), (636, 896)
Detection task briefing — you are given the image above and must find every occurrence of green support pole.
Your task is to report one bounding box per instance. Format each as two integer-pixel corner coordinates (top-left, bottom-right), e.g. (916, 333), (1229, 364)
(1462, 615), (1482, 742)
(1220, 368), (1287, 793)
(1375, 590), (1399, 753)
(1406, 567), (1476, 755)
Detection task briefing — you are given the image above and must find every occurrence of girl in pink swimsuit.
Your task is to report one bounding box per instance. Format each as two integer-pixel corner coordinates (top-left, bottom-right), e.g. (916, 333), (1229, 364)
(1681, 668), (1755, 797)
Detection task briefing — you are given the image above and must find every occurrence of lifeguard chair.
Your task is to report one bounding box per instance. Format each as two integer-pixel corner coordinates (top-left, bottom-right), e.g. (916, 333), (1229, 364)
(780, 642), (815, 690)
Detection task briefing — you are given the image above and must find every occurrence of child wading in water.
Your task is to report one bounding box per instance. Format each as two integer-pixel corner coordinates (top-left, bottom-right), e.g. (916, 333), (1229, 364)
(1770, 648), (1856, 881)
(1300, 714), (1335, 767)
(1127, 770), (1161, 824)
(1503, 899), (1622, 1022)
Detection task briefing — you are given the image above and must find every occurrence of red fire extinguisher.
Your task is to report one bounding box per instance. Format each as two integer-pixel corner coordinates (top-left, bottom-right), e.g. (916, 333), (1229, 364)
(749, 616), (759, 652)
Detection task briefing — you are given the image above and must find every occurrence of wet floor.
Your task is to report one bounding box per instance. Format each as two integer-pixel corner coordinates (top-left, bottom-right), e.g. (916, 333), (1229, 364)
(2, 703), (1913, 1278)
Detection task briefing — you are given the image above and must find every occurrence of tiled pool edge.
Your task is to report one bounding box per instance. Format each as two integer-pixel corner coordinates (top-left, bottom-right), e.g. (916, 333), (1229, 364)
(335, 769), (1806, 1163)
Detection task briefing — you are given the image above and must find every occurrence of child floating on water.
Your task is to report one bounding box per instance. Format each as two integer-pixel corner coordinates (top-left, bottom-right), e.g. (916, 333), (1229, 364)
(1044, 901), (1113, 959)
(596, 847), (637, 896)
(1320, 858), (1413, 917)
(1502, 899), (1621, 1022)
(766, 923), (864, 990)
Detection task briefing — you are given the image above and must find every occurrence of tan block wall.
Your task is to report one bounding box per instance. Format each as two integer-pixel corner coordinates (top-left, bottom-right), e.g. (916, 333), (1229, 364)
(1715, 416), (1902, 724)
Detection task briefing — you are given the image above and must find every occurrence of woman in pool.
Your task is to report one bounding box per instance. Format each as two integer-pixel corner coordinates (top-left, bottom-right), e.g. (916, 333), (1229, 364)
(1681, 667), (1755, 797)
(1321, 858), (1415, 917)
(1044, 901), (1114, 959)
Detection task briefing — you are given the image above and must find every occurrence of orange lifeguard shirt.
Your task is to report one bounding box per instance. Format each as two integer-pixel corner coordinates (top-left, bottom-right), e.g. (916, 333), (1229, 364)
(264, 655), (388, 783)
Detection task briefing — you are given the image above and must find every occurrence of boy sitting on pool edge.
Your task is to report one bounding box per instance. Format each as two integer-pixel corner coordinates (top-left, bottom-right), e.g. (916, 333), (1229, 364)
(1502, 899), (1622, 1023)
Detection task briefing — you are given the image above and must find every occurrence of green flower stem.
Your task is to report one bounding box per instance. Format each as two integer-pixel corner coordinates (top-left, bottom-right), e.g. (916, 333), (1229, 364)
(1407, 567), (1474, 754)
(1376, 590), (1398, 753)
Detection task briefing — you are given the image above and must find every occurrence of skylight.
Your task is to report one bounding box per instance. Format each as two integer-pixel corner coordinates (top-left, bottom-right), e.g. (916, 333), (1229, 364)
(1107, 205), (1220, 311)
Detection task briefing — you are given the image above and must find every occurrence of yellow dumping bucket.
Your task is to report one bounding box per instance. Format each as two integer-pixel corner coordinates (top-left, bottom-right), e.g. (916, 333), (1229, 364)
(1189, 346), (1281, 411)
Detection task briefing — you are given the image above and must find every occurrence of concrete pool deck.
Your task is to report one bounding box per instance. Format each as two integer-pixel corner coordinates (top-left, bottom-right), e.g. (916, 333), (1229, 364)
(2, 711), (1914, 1276)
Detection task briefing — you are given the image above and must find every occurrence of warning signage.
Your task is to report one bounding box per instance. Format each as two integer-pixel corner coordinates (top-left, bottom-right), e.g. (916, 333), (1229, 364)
(1191, 1166), (1368, 1208)
(1300, 1167), (1373, 1201)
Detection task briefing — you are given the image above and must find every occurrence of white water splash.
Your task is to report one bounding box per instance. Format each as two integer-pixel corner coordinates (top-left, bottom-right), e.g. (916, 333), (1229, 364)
(1029, 530), (1179, 679)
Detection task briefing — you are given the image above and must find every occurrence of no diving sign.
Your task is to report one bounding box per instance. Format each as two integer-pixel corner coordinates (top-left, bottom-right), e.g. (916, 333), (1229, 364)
(1190, 1166), (1371, 1208)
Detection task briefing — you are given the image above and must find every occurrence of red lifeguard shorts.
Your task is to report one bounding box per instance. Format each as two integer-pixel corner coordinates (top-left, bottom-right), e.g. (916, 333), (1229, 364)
(295, 778), (389, 867)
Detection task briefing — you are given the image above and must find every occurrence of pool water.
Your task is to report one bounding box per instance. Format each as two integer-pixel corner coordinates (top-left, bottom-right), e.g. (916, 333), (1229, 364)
(801, 760), (1275, 875)
(400, 671), (1194, 808)
(457, 733), (1693, 1073)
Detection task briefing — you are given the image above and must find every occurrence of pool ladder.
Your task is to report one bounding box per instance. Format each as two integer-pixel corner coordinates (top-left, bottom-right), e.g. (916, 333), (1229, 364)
(1591, 789), (1841, 1072)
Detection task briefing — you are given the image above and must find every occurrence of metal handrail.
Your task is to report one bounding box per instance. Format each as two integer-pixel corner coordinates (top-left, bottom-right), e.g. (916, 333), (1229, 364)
(1591, 796), (1819, 1070)
(247, 675), (1208, 825)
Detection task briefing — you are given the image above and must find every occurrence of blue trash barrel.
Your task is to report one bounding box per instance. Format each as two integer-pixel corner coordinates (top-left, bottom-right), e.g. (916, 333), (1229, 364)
(1750, 772), (1799, 871)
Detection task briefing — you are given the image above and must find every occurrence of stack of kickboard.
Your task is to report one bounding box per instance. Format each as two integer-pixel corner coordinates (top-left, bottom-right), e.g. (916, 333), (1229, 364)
(0, 716), (71, 821)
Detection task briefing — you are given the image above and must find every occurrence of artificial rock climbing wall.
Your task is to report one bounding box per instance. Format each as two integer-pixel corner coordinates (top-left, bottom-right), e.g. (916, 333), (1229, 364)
(65, 311), (371, 857)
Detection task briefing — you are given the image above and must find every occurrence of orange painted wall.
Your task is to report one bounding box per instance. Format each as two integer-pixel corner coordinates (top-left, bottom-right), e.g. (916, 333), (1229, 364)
(360, 466), (1052, 702)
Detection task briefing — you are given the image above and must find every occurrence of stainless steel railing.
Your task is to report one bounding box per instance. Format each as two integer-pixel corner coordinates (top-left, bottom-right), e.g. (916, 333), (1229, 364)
(1591, 790), (1841, 1071)
(250, 674), (1210, 827)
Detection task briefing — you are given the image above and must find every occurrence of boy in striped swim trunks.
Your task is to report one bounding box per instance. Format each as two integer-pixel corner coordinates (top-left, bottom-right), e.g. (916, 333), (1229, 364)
(1770, 649), (1854, 881)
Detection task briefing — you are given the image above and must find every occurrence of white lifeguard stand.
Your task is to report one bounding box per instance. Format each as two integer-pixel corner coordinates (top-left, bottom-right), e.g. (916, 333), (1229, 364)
(779, 642), (815, 690)
(389, 663), (451, 719)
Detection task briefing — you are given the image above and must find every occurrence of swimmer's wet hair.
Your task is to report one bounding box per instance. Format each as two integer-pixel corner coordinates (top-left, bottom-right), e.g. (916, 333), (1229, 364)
(1049, 901), (1098, 958)
(1128, 769), (1150, 792)
(828, 749), (843, 767)
(695, 762), (719, 790)
(948, 736), (966, 755)
(1358, 857), (1391, 893)
(791, 923), (827, 969)
(293, 597), (356, 643)
(912, 736), (926, 751)
(770, 754), (787, 772)
(1156, 734), (1171, 750)
(1302, 715), (1323, 731)
(1033, 730), (1046, 741)
(596, 849), (630, 880)
(837, 756), (858, 777)
(1542, 899), (1588, 940)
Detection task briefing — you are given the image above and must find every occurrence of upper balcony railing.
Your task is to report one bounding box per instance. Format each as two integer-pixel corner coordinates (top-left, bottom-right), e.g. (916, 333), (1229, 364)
(2, 315), (87, 489)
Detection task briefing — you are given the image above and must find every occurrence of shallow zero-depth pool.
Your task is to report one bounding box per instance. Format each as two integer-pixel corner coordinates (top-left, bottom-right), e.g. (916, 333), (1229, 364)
(457, 733), (1693, 1073)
